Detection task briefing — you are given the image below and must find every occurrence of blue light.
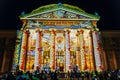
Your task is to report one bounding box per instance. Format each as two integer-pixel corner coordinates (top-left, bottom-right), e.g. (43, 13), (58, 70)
(58, 2), (62, 6)
(21, 11), (25, 15)
(95, 12), (99, 16)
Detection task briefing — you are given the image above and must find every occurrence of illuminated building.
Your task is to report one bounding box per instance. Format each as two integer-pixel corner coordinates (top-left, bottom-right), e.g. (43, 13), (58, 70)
(12, 3), (103, 72)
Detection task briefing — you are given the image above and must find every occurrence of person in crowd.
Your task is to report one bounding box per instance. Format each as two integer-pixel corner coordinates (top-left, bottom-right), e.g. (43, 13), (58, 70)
(2, 68), (120, 80)
(117, 70), (120, 80)
(85, 71), (90, 80)
(77, 70), (81, 80)
(81, 71), (85, 80)
(98, 71), (104, 80)
(91, 70), (97, 80)
(66, 71), (70, 80)
(6, 72), (15, 80)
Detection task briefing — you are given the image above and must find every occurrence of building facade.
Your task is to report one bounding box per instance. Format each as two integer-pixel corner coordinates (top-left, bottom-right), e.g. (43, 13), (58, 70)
(12, 3), (103, 72)
(101, 31), (120, 70)
(1, 30), (120, 73)
(0, 30), (16, 73)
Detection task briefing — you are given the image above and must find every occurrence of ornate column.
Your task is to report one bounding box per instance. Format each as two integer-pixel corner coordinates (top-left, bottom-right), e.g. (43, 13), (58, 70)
(79, 29), (85, 71)
(88, 31), (95, 71)
(84, 30), (90, 71)
(34, 28), (42, 70)
(65, 29), (71, 71)
(19, 30), (29, 71)
(76, 30), (81, 71)
(92, 31), (102, 70)
(12, 29), (23, 70)
(50, 29), (56, 70)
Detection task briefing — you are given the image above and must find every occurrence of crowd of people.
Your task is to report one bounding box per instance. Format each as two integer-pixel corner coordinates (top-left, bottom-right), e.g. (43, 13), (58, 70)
(0, 69), (120, 80)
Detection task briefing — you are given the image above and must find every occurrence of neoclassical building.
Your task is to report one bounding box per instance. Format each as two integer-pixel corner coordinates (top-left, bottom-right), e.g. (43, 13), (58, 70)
(12, 3), (102, 72)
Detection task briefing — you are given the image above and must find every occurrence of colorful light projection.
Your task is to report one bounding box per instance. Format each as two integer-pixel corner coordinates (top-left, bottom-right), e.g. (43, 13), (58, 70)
(12, 3), (102, 72)
(92, 31), (102, 70)
(25, 30), (36, 71)
(12, 30), (23, 70)
(55, 33), (65, 71)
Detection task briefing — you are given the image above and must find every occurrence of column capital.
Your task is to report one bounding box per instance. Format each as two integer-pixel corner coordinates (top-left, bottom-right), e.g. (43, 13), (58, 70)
(24, 29), (30, 35)
(49, 28), (56, 31)
(22, 20), (27, 25)
(36, 28), (42, 31)
(49, 28), (56, 36)
(77, 29), (84, 34)
(64, 28), (70, 31)
(64, 28), (71, 34)
(35, 28), (42, 33)
(92, 21), (97, 27)
(20, 28), (24, 31)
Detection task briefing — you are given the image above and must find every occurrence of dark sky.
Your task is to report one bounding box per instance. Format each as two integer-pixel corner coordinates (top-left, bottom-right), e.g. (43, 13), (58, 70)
(0, 0), (120, 30)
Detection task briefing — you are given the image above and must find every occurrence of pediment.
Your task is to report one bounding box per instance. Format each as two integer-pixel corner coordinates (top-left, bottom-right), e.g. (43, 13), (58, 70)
(20, 4), (100, 20)
(27, 9), (93, 19)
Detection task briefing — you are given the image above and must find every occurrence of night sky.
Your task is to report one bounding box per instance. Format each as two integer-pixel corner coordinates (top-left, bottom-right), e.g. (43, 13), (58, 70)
(0, 0), (120, 30)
